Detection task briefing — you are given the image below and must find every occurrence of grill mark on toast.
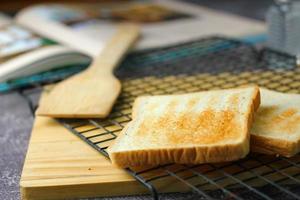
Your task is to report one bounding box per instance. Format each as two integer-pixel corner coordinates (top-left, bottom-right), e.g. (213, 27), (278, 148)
(229, 94), (239, 108)
(155, 100), (179, 129)
(274, 108), (297, 121)
(167, 100), (179, 111)
(207, 95), (218, 109)
(187, 97), (200, 109)
(135, 109), (240, 145)
(257, 106), (279, 116)
(168, 110), (240, 145)
(255, 107), (300, 134)
(136, 109), (240, 145)
(273, 108), (299, 134)
(136, 100), (179, 136)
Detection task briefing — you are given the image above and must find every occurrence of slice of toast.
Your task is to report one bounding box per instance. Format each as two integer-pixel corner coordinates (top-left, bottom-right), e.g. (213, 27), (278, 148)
(251, 88), (300, 157)
(108, 86), (260, 168)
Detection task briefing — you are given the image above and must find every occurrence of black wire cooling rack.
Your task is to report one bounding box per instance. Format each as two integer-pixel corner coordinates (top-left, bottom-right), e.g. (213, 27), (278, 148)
(19, 37), (300, 200)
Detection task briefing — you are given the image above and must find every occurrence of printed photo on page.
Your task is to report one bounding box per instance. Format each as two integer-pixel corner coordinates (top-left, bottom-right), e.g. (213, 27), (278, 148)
(0, 21), (89, 82)
(16, 0), (265, 53)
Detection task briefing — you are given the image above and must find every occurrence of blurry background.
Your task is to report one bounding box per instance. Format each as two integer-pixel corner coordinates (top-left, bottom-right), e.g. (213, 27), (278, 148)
(2, 1), (298, 200)
(1, 0), (272, 20)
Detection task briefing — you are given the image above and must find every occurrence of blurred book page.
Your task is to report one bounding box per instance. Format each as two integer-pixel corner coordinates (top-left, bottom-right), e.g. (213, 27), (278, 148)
(16, 0), (266, 57)
(0, 20), (90, 82)
(0, 13), (11, 27)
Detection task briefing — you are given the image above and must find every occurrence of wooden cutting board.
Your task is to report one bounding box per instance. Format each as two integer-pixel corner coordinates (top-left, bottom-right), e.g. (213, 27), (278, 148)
(20, 117), (187, 200)
(20, 112), (299, 200)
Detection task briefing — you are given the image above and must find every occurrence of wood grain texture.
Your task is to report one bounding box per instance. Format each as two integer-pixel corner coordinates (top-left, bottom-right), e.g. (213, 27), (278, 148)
(20, 116), (146, 200)
(36, 24), (140, 118)
(20, 116), (190, 200)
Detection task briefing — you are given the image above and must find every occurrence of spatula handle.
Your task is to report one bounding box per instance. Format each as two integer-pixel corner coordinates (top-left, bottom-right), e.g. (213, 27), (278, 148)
(89, 24), (140, 75)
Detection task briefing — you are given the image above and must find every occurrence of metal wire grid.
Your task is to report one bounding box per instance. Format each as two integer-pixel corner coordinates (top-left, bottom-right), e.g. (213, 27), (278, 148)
(20, 37), (300, 200)
(59, 72), (300, 199)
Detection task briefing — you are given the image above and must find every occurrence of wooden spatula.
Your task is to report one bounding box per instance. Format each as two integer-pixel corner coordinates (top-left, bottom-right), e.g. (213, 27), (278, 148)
(36, 24), (140, 118)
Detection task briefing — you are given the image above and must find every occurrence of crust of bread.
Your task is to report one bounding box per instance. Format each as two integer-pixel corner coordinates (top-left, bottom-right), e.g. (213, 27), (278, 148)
(108, 86), (260, 168)
(250, 88), (300, 157)
(251, 134), (300, 157)
(110, 140), (249, 168)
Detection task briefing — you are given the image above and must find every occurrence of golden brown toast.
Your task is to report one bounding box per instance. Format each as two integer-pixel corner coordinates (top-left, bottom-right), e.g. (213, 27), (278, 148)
(108, 86), (260, 168)
(251, 88), (300, 157)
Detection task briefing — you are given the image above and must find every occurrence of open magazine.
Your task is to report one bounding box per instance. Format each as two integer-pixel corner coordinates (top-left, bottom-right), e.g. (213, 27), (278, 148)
(0, 0), (265, 85)
(0, 18), (90, 82)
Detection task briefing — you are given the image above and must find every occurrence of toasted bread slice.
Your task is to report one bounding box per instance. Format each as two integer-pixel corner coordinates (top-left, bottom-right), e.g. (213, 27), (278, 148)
(108, 86), (260, 168)
(251, 88), (300, 157)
